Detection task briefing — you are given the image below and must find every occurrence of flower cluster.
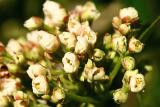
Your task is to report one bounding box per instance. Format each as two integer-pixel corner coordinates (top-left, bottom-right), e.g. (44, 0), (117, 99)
(0, 1), (146, 107)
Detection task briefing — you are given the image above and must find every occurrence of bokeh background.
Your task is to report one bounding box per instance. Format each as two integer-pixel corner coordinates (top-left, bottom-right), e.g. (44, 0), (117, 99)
(0, 0), (159, 107)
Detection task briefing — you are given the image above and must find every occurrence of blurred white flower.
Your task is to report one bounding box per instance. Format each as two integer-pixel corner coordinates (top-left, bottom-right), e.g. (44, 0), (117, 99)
(75, 36), (89, 55)
(129, 73), (145, 92)
(13, 91), (28, 101)
(58, 32), (77, 51)
(6, 39), (24, 64)
(24, 17), (42, 30)
(0, 78), (21, 96)
(129, 37), (143, 53)
(119, 7), (138, 23)
(113, 88), (128, 104)
(62, 52), (80, 73)
(43, 0), (67, 28)
(81, 1), (100, 21)
(0, 92), (8, 107)
(26, 30), (40, 45)
(26, 64), (47, 79)
(32, 76), (49, 95)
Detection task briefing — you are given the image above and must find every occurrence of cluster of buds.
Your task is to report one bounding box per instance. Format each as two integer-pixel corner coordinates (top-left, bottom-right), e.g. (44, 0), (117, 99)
(0, 1), (147, 106)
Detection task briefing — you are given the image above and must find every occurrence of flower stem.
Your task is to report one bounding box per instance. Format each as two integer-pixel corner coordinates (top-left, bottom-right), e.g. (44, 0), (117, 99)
(66, 93), (99, 104)
(139, 16), (160, 41)
(108, 57), (121, 88)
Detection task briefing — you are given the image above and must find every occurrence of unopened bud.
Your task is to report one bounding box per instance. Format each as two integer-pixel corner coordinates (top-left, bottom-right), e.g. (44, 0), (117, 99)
(14, 91), (28, 101)
(26, 64), (47, 79)
(32, 76), (49, 95)
(113, 88), (128, 104)
(121, 56), (135, 70)
(92, 49), (105, 62)
(75, 36), (89, 55)
(103, 33), (112, 50)
(62, 52), (80, 73)
(129, 37), (143, 53)
(129, 73), (145, 92)
(24, 17), (42, 30)
(118, 24), (131, 35)
(51, 87), (65, 103)
(119, 7), (139, 23)
(112, 36), (127, 54)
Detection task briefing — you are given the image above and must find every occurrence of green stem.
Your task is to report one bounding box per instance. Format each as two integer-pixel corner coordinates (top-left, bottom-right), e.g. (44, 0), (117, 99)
(67, 93), (99, 104)
(108, 57), (121, 87)
(137, 93), (143, 107)
(139, 16), (160, 41)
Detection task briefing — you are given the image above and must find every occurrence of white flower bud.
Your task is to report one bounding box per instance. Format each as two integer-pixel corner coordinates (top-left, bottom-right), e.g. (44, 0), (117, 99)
(0, 92), (8, 107)
(43, 0), (67, 28)
(122, 69), (138, 85)
(67, 19), (81, 36)
(112, 36), (127, 53)
(103, 33), (112, 50)
(112, 16), (122, 29)
(26, 64), (47, 79)
(113, 88), (128, 104)
(62, 52), (80, 73)
(129, 37), (143, 53)
(81, 1), (100, 21)
(32, 76), (49, 95)
(92, 49), (105, 62)
(106, 51), (116, 59)
(51, 87), (65, 103)
(13, 100), (28, 107)
(81, 22), (97, 46)
(58, 32), (77, 51)
(0, 78), (21, 96)
(75, 36), (89, 55)
(121, 56), (135, 70)
(26, 30), (40, 45)
(118, 24), (131, 35)
(129, 73), (145, 92)
(119, 7), (139, 23)
(38, 31), (60, 53)
(24, 17), (42, 30)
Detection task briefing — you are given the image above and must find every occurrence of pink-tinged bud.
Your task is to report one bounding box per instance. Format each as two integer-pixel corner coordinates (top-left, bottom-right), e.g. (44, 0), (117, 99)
(119, 7), (138, 23)
(129, 37), (143, 53)
(129, 73), (145, 92)
(112, 16), (122, 29)
(121, 56), (135, 70)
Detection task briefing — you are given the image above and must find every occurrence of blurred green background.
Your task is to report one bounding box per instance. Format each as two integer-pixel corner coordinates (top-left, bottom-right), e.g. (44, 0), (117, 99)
(0, 0), (160, 107)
